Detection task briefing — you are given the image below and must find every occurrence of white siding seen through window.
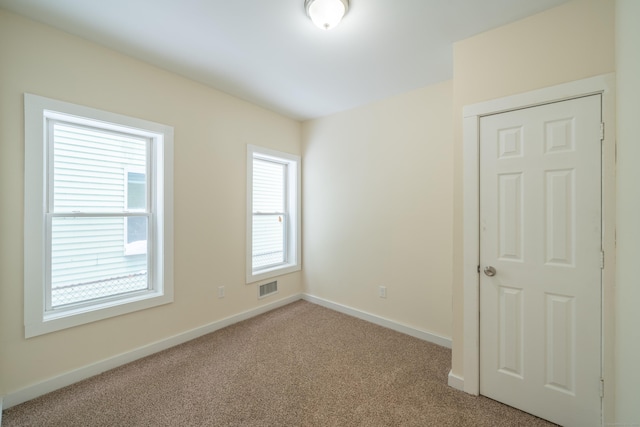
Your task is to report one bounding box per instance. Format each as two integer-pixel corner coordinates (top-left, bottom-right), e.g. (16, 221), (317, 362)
(50, 122), (149, 307)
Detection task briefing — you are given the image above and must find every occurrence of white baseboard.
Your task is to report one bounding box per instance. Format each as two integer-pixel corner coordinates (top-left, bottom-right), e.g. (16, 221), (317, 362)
(447, 370), (464, 391)
(302, 294), (452, 349)
(2, 293), (303, 410)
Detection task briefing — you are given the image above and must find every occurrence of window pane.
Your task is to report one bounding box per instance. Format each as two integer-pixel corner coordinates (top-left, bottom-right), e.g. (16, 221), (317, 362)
(127, 216), (147, 245)
(253, 159), (285, 213)
(53, 123), (147, 213)
(252, 214), (285, 269)
(127, 172), (146, 210)
(51, 216), (148, 308)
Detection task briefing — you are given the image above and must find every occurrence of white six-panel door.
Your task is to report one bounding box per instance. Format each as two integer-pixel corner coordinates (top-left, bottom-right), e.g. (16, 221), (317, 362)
(479, 95), (602, 426)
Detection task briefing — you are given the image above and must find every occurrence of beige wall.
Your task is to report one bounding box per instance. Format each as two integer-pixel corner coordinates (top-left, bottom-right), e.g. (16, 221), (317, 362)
(451, 0), (615, 379)
(615, 0), (640, 423)
(0, 10), (302, 397)
(302, 80), (453, 340)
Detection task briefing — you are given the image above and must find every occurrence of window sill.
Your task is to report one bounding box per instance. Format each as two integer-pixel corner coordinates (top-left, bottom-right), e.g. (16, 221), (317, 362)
(246, 263), (300, 284)
(26, 290), (173, 338)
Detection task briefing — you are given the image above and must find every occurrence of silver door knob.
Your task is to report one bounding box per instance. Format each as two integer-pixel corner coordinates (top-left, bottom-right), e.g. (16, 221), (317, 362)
(484, 266), (496, 277)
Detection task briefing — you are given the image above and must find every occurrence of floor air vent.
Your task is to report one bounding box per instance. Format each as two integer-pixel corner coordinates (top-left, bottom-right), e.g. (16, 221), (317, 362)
(259, 281), (278, 298)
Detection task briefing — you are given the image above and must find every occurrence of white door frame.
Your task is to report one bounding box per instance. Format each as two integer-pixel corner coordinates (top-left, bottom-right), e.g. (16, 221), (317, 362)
(461, 73), (616, 422)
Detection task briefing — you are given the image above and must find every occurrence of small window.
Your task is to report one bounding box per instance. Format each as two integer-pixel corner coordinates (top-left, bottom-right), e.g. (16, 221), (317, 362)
(24, 94), (174, 337)
(124, 168), (147, 256)
(247, 145), (301, 283)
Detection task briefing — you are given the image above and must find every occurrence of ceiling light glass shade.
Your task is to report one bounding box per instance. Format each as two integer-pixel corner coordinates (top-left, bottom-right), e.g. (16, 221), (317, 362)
(305, 0), (349, 30)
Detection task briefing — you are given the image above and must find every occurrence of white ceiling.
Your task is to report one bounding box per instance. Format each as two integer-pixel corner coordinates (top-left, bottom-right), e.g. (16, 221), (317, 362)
(0, 0), (569, 120)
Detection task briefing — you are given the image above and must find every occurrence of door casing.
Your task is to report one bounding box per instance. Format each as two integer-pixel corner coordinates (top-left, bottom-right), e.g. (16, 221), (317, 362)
(460, 73), (616, 425)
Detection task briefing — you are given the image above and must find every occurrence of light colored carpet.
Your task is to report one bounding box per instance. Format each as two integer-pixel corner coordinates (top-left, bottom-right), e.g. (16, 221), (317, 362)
(3, 300), (556, 426)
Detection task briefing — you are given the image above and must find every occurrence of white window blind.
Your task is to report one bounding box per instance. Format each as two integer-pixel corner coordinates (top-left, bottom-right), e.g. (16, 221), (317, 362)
(252, 158), (287, 270)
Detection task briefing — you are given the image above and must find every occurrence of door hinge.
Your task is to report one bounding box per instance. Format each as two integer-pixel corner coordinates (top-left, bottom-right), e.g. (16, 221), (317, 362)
(600, 251), (605, 269)
(600, 378), (605, 398)
(477, 265), (480, 274)
(600, 122), (605, 141)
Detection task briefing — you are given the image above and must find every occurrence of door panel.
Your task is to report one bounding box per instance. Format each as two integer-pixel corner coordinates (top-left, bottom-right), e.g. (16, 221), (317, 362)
(480, 95), (601, 426)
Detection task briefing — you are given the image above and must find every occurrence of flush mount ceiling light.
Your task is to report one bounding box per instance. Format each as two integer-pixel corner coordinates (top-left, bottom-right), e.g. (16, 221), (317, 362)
(305, 0), (349, 30)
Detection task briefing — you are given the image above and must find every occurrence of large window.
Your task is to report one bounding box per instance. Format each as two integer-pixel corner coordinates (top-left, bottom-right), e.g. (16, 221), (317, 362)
(24, 94), (174, 337)
(247, 145), (300, 283)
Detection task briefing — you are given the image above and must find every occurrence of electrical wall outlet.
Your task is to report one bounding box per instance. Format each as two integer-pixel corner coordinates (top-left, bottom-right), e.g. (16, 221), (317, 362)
(218, 286), (225, 298)
(379, 286), (387, 298)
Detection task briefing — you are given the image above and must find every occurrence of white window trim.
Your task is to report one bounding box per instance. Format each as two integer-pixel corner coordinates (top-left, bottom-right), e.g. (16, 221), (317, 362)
(246, 145), (301, 283)
(24, 93), (174, 338)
